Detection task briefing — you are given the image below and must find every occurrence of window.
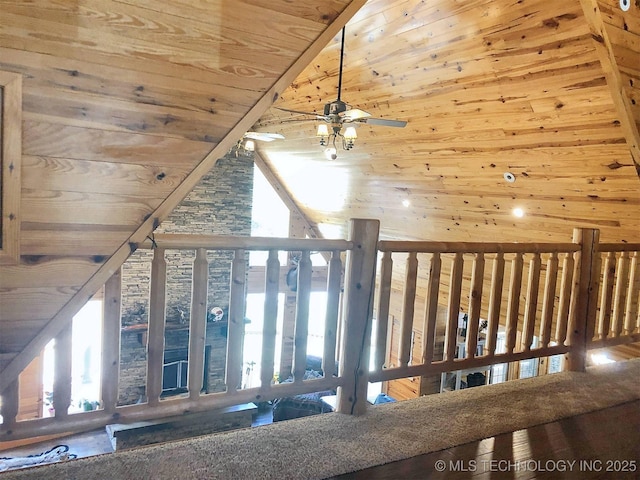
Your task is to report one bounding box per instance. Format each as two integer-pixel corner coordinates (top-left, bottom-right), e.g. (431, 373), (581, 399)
(0, 71), (21, 265)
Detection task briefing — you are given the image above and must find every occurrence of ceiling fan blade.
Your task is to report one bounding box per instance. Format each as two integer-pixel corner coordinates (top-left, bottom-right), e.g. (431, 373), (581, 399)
(342, 108), (371, 121)
(244, 132), (285, 142)
(275, 106), (322, 118)
(362, 117), (408, 128)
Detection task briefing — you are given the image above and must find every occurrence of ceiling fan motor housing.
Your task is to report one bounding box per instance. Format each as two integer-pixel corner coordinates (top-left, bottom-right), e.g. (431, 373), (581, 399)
(325, 100), (348, 116)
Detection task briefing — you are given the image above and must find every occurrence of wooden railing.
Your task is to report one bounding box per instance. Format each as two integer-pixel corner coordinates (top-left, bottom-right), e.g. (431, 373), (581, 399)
(0, 219), (378, 441)
(1, 222), (638, 442)
(367, 228), (640, 392)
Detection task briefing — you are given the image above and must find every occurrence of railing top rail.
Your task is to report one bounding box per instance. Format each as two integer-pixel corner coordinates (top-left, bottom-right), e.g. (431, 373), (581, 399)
(377, 240), (581, 254)
(139, 234), (353, 252)
(598, 243), (640, 253)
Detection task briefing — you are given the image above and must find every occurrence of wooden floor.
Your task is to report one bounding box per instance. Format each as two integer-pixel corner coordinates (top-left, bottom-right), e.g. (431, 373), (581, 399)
(329, 400), (640, 480)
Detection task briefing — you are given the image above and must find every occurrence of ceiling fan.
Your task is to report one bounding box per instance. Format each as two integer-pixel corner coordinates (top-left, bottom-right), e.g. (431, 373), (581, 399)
(276, 27), (407, 159)
(234, 131), (284, 156)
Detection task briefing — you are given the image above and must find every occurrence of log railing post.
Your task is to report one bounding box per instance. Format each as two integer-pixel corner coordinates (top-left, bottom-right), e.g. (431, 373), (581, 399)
(188, 248), (208, 400)
(53, 322), (73, 419)
(567, 228), (599, 371)
(260, 249), (280, 389)
(336, 219), (379, 415)
(226, 249), (246, 393)
(374, 251), (393, 371)
(147, 247), (167, 406)
(292, 250), (312, 382)
(323, 250), (342, 377)
(399, 252), (418, 367)
(624, 252), (639, 335)
(101, 268), (122, 413)
(421, 253), (441, 365)
(0, 379), (19, 429)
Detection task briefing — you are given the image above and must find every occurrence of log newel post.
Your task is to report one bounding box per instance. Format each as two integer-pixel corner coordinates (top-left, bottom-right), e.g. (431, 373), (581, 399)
(336, 219), (380, 415)
(101, 268), (122, 413)
(567, 228), (600, 372)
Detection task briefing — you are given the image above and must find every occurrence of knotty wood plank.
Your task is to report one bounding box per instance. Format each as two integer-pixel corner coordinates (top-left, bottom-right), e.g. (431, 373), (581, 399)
(22, 155), (190, 197)
(0, 70), (21, 265)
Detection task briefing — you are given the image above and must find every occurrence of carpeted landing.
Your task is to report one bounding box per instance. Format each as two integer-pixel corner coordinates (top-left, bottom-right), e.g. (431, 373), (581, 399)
(2, 359), (639, 480)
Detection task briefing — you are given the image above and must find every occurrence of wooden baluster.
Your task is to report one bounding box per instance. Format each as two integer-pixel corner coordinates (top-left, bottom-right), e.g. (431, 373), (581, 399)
(485, 253), (505, 356)
(374, 251), (393, 371)
(336, 219), (379, 415)
(598, 252), (616, 339)
(53, 322), (73, 418)
(611, 252), (630, 338)
(444, 253), (463, 362)
(323, 250), (342, 378)
(539, 253), (559, 348)
(226, 249), (246, 393)
(505, 253), (523, 354)
(421, 253), (441, 365)
(147, 247), (167, 406)
(101, 269), (121, 413)
(521, 253), (541, 351)
(624, 252), (639, 335)
(188, 248), (208, 400)
(555, 252), (575, 345)
(292, 251), (312, 382)
(567, 228), (599, 372)
(260, 250), (280, 389)
(465, 253), (485, 359)
(0, 379), (19, 428)
(399, 252), (418, 367)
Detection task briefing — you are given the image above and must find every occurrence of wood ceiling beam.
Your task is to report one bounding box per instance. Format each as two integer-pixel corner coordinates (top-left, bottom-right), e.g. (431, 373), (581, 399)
(0, 0), (368, 394)
(580, 0), (640, 177)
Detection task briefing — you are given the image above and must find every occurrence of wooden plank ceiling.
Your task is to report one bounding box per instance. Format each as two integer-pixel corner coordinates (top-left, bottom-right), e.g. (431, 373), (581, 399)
(255, 0), (640, 243)
(0, 0), (366, 391)
(0, 0), (639, 392)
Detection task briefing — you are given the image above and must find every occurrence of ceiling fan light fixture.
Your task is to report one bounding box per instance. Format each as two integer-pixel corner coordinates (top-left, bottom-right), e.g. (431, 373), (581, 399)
(316, 124), (329, 146)
(343, 126), (357, 149)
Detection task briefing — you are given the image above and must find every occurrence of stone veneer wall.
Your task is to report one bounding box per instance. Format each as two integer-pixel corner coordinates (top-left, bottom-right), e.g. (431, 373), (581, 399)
(118, 153), (254, 405)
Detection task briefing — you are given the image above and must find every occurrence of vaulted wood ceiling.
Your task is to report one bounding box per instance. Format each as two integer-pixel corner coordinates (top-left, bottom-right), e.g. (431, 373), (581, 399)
(256, 0), (640, 243)
(0, 0), (639, 393)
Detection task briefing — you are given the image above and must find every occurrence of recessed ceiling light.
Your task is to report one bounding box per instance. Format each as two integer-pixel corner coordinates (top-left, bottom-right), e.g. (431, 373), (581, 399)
(504, 172), (516, 183)
(402, 199), (411, 208)
(513, 207), (525, 218)
(620, 0), (630, 11)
